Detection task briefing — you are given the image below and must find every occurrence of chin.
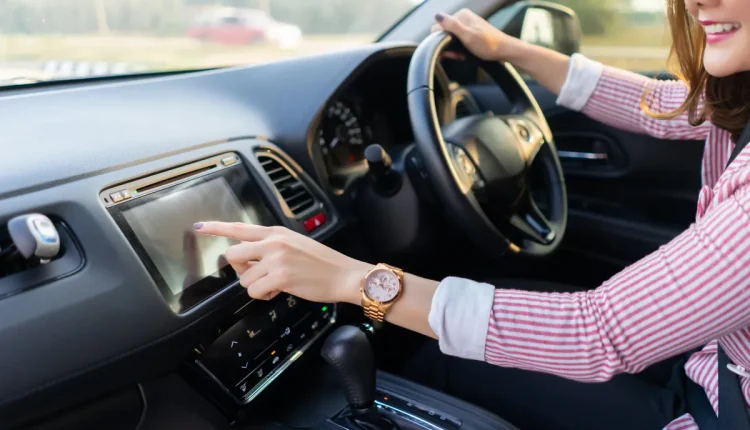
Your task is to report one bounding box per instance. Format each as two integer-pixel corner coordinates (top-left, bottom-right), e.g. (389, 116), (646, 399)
(703, 50), (742, 77)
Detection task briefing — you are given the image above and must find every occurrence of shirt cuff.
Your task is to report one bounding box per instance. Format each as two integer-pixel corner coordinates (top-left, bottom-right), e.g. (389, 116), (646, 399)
(556, 53), (604, 111)
(428, 276), (495, 361)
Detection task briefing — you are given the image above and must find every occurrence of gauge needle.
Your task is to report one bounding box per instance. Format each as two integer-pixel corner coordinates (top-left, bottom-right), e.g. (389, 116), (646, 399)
(330, 137), (340, 149)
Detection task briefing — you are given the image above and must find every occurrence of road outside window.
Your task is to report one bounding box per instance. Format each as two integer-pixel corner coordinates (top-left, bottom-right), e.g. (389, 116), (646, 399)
(0, 0), (423, 86)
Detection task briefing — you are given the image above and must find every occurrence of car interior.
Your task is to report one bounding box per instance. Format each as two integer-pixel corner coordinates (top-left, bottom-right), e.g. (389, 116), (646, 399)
(0, 0), (704, 429)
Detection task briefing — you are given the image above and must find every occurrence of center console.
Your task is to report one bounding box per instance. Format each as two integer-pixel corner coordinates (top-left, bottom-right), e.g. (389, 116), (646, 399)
(100, 147), (517, 430)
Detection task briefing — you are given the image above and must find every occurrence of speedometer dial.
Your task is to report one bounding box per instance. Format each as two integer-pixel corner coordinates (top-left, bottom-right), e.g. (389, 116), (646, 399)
(317, 101), (366, 167)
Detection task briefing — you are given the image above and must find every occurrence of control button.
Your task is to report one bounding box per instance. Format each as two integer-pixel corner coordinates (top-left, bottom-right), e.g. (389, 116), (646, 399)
(32, 218), (58, 243)
(285, 343), (294, 352)
(286, 295), (297, 308)
(280, 327), (291, 339)
(120, 189), (131, 200)
(269, 310), (277, 322)
(247, 329), (261, 339)
(303, 212), (327, 232)
(272, 356), (280, 365)
(110, 192), (123, 203)
(221, 155), (238, 166)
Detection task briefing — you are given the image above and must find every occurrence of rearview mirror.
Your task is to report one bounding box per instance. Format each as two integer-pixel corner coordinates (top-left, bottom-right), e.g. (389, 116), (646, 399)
(489, 1), (582, 56)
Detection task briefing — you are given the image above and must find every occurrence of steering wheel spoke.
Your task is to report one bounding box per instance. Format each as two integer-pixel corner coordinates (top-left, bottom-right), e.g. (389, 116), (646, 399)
(505, 116), (546, 166)
(508, 195), (556, 245)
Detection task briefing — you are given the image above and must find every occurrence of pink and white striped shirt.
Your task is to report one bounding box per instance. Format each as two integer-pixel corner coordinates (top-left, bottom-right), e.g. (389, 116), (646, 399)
(428, 54), (750, 430)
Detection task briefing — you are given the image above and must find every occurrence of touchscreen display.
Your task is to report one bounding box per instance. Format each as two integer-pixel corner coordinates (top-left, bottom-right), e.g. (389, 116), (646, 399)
(122, 177), (253, 296)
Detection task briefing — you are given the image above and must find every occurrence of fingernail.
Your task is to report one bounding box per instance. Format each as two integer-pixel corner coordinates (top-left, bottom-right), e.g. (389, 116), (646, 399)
(192, 222), (203, 230)
(435, 13), (445, 22)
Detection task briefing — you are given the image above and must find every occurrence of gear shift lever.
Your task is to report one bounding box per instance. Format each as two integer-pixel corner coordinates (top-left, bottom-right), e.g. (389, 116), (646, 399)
(321, 325), (395, 430)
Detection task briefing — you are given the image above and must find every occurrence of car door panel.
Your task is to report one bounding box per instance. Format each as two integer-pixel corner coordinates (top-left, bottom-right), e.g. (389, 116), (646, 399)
(465, 80), (704, 285)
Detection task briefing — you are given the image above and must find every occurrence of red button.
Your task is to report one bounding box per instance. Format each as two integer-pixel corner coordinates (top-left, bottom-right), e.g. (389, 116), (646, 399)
(303, 212), (326, 232)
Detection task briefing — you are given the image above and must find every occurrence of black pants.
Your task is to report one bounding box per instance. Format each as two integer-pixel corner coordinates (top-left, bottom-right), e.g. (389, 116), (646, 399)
(402, 341), (703, 430)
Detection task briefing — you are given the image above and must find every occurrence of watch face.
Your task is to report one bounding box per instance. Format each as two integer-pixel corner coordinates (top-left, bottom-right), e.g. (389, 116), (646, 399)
(364, 268), (400, 302)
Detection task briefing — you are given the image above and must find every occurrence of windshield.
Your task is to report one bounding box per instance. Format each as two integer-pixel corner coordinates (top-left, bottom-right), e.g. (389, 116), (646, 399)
(0, 0), (424, 87)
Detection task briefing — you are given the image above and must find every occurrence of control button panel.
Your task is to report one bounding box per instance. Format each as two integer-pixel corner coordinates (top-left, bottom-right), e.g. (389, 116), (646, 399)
(197, 293), (335, 403)
(109, 190), (132, 203)
(375, 391), (462, 430)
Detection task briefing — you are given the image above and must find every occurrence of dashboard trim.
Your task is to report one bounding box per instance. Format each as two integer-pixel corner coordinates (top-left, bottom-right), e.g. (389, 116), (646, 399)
(98, 152), (241, 208)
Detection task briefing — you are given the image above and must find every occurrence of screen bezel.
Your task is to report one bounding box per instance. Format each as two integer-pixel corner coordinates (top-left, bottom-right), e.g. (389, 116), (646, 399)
(108, 163), (277, 313)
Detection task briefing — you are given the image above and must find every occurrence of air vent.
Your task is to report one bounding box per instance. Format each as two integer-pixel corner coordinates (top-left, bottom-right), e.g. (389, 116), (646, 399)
(256, 152), (317, 217)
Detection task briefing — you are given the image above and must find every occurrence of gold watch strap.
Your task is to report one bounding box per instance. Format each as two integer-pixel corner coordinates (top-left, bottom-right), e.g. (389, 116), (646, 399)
(362, 299), (387, 322)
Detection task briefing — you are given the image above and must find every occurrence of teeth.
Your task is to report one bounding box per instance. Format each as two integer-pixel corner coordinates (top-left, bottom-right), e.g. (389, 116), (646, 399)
(704, 23), (741, 34)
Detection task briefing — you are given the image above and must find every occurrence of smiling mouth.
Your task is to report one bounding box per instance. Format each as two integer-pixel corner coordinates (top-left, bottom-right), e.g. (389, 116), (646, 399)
(702, 22), (741, 35)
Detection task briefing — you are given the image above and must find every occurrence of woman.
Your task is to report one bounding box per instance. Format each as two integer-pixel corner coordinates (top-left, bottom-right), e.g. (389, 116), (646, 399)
(193, 1), (750, 429)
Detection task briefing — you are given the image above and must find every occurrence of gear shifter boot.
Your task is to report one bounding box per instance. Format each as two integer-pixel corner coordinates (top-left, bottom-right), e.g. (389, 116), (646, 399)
(321, 326), (397, 429)
(320, 325), (376, 409)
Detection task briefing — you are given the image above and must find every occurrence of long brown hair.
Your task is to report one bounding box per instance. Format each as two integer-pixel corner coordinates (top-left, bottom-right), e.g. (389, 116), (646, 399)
(643, 0), (750, 141)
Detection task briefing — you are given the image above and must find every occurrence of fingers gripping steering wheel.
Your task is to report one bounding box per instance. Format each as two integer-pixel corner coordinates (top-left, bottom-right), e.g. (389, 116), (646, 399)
(407, 32), (567, 257)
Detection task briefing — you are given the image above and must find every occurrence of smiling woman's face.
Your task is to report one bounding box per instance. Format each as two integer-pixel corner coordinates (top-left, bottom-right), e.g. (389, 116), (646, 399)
(685, 0), (750, 76)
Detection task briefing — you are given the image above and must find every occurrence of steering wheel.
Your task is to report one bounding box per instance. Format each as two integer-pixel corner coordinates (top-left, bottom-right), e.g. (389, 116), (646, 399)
(407, 31), (567, 257)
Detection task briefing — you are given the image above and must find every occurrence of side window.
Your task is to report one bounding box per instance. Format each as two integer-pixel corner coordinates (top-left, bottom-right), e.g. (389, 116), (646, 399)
(488, 1), (669, 72)
(555, 0), (669, 71)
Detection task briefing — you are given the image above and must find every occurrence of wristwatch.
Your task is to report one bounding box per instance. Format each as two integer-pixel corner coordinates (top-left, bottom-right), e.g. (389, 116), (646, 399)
(361, 263), (404, 322)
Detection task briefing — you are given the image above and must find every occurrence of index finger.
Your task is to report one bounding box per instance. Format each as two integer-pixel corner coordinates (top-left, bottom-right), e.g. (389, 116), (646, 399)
(193, 221), (271, 242)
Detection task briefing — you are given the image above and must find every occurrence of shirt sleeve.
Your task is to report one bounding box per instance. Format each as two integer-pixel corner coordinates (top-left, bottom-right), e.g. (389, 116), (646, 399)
(429, 165), (750, 382)
(556, 54), (712, 141)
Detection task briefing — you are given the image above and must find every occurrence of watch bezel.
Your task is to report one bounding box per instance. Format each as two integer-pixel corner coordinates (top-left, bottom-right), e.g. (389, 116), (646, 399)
(361, 264), (403, 305)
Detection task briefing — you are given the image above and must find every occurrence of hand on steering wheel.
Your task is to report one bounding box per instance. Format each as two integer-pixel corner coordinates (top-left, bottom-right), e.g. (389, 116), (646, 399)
(409, 14), (568, 257)
(432, 9), (518, 62)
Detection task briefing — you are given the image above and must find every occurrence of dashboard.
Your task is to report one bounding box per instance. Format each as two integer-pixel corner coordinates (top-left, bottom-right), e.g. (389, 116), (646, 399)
(0, 42), (466, 427)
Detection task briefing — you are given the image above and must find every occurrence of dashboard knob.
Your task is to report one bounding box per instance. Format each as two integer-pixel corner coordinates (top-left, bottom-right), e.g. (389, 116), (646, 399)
(364, 144), (401, 196)
(6, 213), (60, 264)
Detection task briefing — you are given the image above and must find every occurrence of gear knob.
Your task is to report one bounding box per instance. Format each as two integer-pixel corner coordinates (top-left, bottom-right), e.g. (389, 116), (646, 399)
(321, 325), (376, 410)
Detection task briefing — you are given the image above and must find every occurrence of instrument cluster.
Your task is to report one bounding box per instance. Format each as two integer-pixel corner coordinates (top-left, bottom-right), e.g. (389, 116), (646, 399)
(317, 99), (369, 171)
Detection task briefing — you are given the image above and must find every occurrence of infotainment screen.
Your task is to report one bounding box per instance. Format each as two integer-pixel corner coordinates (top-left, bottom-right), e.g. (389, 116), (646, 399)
(106, 153), (277, 313)
(122, 177), (250, 296)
